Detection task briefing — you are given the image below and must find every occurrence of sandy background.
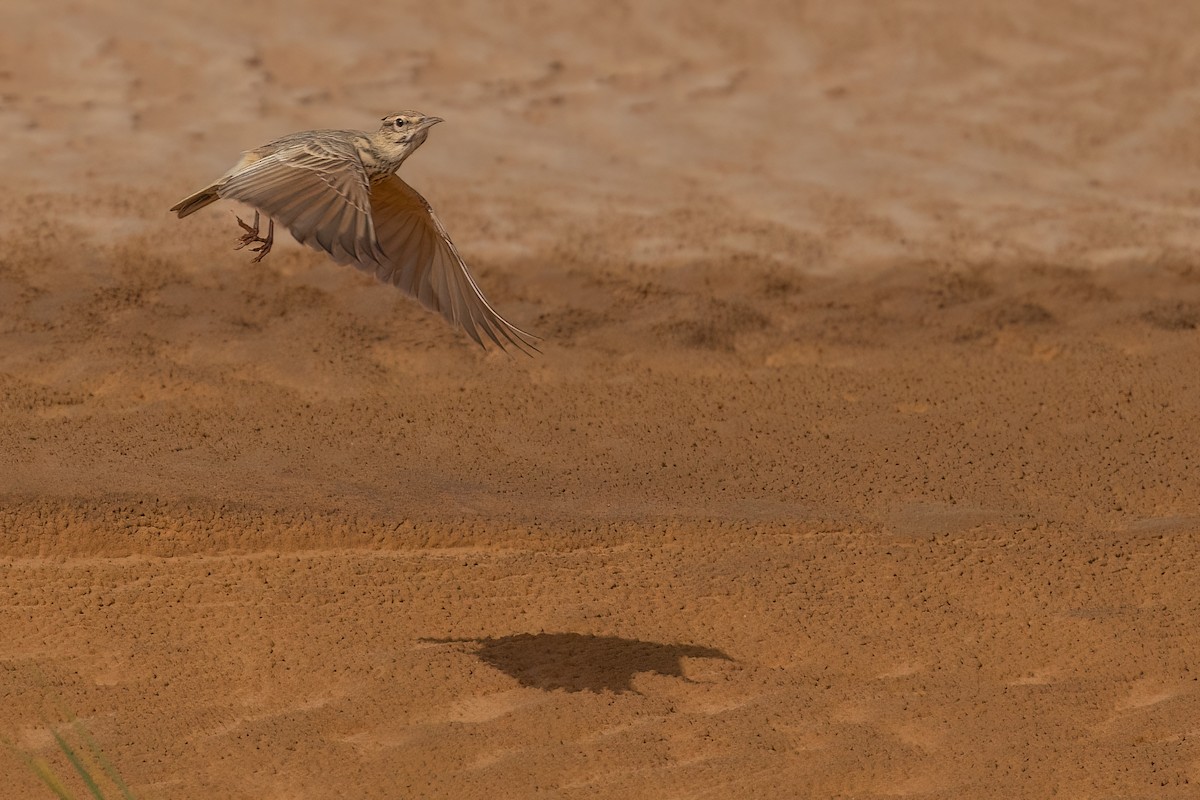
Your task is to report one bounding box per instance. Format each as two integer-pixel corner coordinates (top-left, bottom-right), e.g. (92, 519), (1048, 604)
(4, 0), (1200, 797)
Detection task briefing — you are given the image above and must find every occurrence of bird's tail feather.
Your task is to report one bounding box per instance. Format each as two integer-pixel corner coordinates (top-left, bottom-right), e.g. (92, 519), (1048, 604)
(170, 185), (221, 218)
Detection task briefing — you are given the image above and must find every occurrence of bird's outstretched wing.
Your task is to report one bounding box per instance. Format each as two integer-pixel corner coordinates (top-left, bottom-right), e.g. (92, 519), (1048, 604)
(217, 137), (385, 267)
(367, 174), (539, 354)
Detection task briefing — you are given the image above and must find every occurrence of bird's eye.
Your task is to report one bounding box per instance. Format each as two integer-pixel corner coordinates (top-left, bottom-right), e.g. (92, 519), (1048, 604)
(394, 119), (407, 128)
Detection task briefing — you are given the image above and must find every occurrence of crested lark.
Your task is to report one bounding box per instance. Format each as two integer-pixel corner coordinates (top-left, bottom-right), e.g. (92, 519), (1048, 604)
(171, 111), (537, 353)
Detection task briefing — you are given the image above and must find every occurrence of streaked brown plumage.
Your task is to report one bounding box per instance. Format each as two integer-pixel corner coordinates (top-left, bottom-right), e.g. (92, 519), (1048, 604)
(171, 111), (537, 353)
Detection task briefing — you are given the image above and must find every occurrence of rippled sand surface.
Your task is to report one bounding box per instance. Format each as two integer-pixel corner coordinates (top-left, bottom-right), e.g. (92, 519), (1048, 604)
(4, 2), (1200, 797)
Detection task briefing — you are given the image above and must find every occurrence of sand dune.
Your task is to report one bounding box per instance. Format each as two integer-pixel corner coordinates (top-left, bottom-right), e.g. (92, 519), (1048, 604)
(4, 1), (1200, 797)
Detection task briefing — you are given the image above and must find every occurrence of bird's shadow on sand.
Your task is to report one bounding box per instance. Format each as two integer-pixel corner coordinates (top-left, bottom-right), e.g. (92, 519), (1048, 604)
(422, 633), (732, 694)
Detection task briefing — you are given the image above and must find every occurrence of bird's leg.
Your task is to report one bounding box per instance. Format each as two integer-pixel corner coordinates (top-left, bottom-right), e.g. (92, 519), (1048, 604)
(234, 211), (275, 263)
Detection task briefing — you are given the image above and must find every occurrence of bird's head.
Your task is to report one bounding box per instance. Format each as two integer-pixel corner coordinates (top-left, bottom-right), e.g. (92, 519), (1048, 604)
(377, 110), (443, 154)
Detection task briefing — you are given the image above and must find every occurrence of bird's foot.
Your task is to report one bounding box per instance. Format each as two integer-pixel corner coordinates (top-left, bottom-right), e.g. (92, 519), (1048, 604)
(234, 211), (275, 263)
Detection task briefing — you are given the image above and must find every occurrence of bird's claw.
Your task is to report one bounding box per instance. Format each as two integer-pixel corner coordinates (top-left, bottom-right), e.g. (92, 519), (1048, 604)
(234, 211), (275, 263)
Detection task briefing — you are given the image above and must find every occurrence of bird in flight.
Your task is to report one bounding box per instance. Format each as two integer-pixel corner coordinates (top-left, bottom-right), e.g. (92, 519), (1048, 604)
(170, 111), (537, 353)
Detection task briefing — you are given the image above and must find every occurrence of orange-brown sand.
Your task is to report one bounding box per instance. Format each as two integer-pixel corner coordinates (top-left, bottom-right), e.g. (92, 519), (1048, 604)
(5, 2), (1200, 797)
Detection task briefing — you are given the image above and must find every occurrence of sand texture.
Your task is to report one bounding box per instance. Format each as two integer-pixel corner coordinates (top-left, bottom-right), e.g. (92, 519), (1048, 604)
(5, 1), (1200, 797)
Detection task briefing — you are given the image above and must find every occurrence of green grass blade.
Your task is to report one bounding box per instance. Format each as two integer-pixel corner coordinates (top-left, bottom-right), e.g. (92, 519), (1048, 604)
(67, 731), (115, 800)
(3, 735), (76, 800)
(19, 752), (78, 800)
(71, 721), (136, 800)
(51, 730), (106, 800)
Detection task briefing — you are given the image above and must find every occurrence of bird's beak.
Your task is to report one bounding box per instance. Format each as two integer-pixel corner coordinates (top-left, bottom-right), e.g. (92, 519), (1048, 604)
(422, 116), (444, 128)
